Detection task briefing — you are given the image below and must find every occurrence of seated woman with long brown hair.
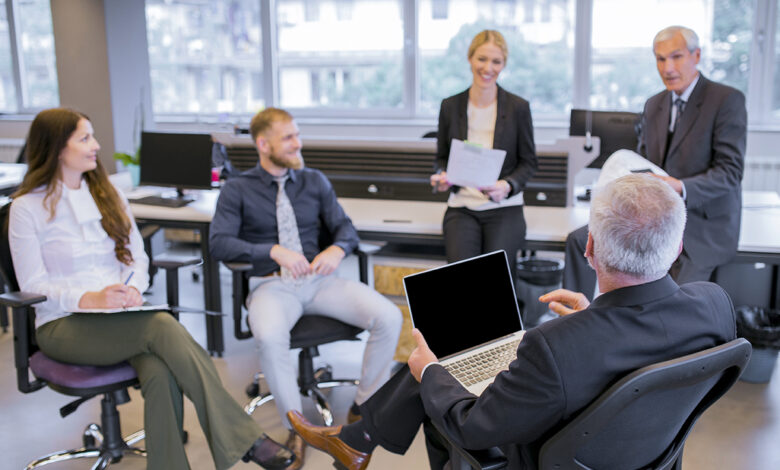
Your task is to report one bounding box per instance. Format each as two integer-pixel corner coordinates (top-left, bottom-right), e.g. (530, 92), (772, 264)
(8, 107), (295, 470)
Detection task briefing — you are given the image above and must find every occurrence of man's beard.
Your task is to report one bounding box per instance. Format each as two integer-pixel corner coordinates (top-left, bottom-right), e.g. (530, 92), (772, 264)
(269, 152), (303, 170)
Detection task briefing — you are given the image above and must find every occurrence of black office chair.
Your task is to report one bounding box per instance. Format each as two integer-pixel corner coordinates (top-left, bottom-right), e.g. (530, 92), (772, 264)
(225, 243), (377, 426)
(431, 338), (751, 470)
(0, 201), (198, 469)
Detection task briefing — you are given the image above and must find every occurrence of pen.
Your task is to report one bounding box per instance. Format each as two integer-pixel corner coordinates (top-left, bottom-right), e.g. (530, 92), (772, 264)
(432, 169), (442, 194)
(124, 271), (134, 285)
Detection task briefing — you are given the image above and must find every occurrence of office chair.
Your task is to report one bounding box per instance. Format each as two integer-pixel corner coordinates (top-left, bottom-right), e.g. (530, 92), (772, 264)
(430, 338), (751, 470)
(225, 242), (377, 426)
(0, 202), (199, 469)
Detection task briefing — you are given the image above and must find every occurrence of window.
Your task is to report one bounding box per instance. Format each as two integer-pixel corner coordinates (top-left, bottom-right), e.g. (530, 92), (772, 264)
(145, 0), (263, 116)
(276, 0), (404, 110)
(418, 0), (575, 116)
(0, 2), (17, 112)
(590, 0), (753, 111)
(15, 0), (58, 109)
(0, 0), (58, 113)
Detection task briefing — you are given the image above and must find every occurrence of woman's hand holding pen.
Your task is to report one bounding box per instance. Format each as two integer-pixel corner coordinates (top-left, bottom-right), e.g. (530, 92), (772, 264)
(430, 170), (451, 193)
(78, 284), (143, 309)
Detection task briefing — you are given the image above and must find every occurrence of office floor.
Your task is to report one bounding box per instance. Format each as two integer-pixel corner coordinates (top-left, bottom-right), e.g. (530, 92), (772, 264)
(1, 248), (779, 469)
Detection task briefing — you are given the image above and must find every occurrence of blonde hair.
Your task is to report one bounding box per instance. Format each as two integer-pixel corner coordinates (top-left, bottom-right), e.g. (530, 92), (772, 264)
(250, 107), (294, 142)
(467, 30), (508, 62)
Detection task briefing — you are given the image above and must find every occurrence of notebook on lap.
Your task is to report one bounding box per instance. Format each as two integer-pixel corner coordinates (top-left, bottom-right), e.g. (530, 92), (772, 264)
(403, 250), (525, 395)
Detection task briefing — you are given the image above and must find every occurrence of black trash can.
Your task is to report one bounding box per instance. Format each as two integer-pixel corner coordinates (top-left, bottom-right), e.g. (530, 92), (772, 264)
(516, 257), (564, 327)
(736, 306), (780, 383)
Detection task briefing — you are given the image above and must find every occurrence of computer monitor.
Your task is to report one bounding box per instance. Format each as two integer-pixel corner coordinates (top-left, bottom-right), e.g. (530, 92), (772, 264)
(569, 109), (640, 169)
(139, 131), (213, 204)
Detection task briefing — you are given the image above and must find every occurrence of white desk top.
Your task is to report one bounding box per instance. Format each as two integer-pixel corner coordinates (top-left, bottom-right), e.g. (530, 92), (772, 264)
(0, 163), (26, 190)
(125, 186), (780, 255)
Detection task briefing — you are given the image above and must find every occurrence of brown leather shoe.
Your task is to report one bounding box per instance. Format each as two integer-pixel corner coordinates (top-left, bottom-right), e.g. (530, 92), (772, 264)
(287, 410), (371, 470)
(284, 431), (305, 470)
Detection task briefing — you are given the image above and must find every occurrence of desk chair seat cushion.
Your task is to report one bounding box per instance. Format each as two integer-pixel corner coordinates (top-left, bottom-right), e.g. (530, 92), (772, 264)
(289, 315), (363, 350)
(30, 350), (137, 391)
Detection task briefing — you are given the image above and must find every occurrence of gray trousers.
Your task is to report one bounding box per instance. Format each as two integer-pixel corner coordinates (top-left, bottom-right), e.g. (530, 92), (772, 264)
(36, 311), (261, 470)
(247, 274), (402, 428)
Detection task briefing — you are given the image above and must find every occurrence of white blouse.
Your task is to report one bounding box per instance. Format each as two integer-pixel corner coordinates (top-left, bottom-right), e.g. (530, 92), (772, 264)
(8, 180), (149, 328)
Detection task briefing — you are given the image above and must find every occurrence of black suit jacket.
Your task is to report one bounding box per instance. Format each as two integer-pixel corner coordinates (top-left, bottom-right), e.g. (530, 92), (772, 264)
(637, 75), (747, 268)
(419, 276), (736, 469)
(435, 86), (537, 196)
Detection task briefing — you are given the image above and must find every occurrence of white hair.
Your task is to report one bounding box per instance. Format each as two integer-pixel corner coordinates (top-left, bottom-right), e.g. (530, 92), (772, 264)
(654, 25), (700, 53)
(589, 174), (686, 280)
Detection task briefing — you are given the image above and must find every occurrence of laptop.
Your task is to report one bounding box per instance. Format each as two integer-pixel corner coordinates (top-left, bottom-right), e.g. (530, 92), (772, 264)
(403, 250), (525, 395)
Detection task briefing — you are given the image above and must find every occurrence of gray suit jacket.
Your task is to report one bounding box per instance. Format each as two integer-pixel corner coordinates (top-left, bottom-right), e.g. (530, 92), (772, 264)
(637, 75), (747, 268)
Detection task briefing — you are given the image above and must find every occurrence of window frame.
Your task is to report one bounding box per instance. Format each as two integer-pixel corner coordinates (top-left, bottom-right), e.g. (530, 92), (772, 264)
(144, 0), (780, 128)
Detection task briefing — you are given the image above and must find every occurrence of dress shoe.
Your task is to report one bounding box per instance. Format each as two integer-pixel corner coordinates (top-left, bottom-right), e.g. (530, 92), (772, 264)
(242, 434), (296, 470)
(347, 402), (362, 424)
(284, 431), (305, 470)
(287, 410), (371, 470)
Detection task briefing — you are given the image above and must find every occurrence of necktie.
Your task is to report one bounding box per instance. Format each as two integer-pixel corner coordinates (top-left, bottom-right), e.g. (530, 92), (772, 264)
(274, 175), (303, 284)
(673, 98), (685, 132)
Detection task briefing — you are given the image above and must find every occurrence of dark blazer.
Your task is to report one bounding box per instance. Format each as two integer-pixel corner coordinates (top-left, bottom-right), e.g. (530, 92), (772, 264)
(637, 75), (747, 268)
(419, 276), (736, 469)
(435, 86), (537, 196)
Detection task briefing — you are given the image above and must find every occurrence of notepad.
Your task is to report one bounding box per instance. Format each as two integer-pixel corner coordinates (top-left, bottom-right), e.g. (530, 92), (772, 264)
(71, 303), (169, 314)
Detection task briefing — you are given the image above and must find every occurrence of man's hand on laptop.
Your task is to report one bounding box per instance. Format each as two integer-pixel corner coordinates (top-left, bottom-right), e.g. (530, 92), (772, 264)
(539, 289), (590, 316)
(271, 245), (312, 278)
(409, 328), (438, 383)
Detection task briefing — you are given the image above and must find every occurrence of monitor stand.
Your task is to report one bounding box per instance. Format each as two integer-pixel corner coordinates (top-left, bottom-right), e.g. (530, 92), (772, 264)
(130, 188), (193, 208)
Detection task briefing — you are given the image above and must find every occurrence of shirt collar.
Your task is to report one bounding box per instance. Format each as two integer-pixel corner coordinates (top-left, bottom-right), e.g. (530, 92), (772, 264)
(672, 72), (700, 104)
(251, 163), (299, 185)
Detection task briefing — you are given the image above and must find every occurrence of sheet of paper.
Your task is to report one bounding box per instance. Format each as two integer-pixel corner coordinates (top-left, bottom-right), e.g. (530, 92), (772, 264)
(445, 139), (506, 188)
(595, 149), (668, 189)
(71, 303), (169, 314)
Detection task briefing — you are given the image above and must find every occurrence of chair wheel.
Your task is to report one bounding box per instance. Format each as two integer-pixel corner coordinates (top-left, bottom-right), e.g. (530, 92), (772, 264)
(246, 380), (260, 398)
(83, 434), (96, 448)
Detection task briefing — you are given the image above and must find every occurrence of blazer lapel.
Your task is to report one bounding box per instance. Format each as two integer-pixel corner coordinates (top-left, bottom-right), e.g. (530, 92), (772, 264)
(666, 76), (707, 165)
(493, 86), (508, 149)
(456, 90), (469, 140)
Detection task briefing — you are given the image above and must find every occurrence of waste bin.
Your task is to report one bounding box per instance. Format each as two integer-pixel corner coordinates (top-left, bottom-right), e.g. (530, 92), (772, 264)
(516, 257), (564, 327)
(736, 306), (780, 383)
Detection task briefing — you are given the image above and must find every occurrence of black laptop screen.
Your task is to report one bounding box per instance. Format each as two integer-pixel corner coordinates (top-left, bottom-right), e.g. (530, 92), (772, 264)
(403, 251), (523, 359)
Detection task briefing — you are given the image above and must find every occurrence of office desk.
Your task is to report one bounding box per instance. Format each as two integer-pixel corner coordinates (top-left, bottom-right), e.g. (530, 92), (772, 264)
(127, 189), (780, 355)
(0, 163), (26, 196)
(128, 189), (225, 355)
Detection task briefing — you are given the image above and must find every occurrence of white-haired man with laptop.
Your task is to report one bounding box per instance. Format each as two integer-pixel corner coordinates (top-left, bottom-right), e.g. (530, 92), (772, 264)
(286, 174), (736, 470)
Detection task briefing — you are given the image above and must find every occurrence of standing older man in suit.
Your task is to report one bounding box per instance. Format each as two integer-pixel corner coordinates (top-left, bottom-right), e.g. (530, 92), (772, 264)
(562, 25), (747, 299)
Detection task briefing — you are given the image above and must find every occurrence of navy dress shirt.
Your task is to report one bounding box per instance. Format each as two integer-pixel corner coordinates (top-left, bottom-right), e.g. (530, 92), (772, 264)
(209, 164), (359, 276)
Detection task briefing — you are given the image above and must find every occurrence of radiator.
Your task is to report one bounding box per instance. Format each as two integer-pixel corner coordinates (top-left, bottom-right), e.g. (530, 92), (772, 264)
(743, 156), (780, 193)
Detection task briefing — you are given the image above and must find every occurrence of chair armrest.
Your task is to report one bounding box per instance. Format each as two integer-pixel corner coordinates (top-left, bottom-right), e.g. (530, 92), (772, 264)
(152, 256), (201, 270)
(224, 261), (253, 272)
(429, 421), (508, 470)
(354, 242), (383, 285)
(0, 291), (47, 308)
(223, 261), (254, 339)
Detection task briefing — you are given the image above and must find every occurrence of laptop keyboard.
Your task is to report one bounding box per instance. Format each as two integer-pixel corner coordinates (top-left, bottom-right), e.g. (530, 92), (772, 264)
(444, 338), (522, 387)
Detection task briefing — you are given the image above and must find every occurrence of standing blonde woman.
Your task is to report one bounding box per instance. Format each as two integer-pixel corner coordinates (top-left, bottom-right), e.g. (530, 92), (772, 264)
(431, 30), (537, 282)
(9, 108), (295, 470)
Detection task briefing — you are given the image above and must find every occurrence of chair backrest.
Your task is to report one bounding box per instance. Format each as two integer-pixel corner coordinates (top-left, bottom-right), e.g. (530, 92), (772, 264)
(538, 338), (752, 470)
(0, 202), (19, 291)
(0, 201), (47, 393)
